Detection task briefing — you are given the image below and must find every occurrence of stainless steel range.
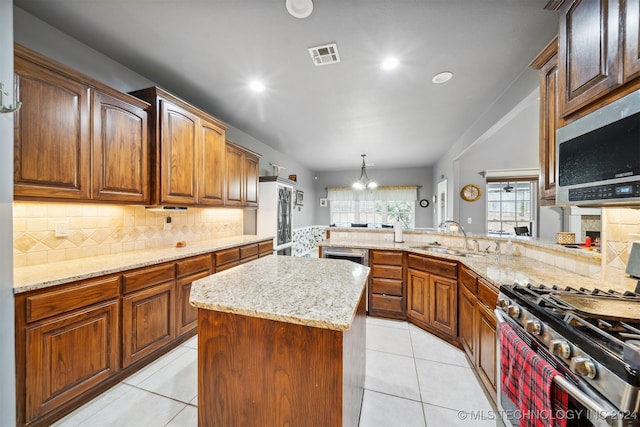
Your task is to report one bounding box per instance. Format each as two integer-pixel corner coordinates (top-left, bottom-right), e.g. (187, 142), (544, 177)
(496, 282), (640, 427)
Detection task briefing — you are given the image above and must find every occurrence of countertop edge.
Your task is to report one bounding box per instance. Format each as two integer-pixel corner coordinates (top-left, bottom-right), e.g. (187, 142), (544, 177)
(14, 235), (274, 294)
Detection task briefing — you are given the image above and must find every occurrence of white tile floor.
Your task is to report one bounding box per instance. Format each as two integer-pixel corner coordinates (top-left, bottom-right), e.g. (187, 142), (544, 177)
(53, 317), (497, 426)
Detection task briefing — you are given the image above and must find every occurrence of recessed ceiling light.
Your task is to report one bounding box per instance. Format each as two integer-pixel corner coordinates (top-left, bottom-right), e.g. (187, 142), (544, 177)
(381, 57), (398, 71)
(432, 71), (453, 84)
(249, 80), (265, 92)
(286, 0), (313, 18)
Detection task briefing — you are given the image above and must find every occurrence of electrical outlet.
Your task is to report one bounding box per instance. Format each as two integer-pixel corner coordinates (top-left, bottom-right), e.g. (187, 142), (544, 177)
(164, 216), (172, 231)
(467, 217), (472, 224)
(55, 221), (69, 237)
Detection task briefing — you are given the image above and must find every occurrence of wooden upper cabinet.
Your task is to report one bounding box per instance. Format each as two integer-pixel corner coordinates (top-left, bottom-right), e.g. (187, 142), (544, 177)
(130, 86), (230, 207)
(624, 0), (640, 82)
(225, 141), (261, 207)
(92, 90), (149, 203)
(199, 119), (226, 206)
(160, 100), (199, 204)
(244, 152), (260, 207)
(14, 50), (91, 200)
(14, 44), (150, 203)
(531, 39), (559, 206)
(225, 142), (244, 206)
(558, 0), (620, 117)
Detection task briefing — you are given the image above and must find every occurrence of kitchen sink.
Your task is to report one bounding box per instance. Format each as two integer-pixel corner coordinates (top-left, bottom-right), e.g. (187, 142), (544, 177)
(411, 245), (486, 258)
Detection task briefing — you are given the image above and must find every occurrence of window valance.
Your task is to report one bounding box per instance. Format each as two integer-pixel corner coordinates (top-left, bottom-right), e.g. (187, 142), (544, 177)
(327, 185), (418, 202)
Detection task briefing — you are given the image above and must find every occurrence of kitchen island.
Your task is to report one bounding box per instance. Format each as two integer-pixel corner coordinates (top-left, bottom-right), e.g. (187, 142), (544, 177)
(190, 255), (369, 427)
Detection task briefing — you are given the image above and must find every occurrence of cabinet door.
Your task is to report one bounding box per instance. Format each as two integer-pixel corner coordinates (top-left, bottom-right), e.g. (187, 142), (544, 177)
(225, 143), (243, 206)
(199, 119), (226, 206)
(476, 302), (497, 398)
(407, 268), (428, 324)
(176, 270), (210, 337)
(244, 152), (260, 207)
(160, 100), (199, 205)
(458, 284), (476, 360)
(92, 90), (149, 203)
(14, 57), (91, 200)
(122, 281), (175, 367)
(624, 0), (640, 82)
(25, 300), (119, 421)
(533, 41), (559, 205)
(428, 275), (457, 337)
(558, 0), (620, 116)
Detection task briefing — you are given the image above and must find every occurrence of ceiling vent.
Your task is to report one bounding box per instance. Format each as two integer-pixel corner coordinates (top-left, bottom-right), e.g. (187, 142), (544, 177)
(308, 43), (341, 66)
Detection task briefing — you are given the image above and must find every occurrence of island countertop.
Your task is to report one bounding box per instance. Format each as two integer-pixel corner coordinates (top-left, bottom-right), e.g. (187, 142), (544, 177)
(189, 255), (370, 331)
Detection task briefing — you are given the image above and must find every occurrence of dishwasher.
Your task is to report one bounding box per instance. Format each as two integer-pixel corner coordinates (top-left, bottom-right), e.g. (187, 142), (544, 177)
(321, 246), (370, 311)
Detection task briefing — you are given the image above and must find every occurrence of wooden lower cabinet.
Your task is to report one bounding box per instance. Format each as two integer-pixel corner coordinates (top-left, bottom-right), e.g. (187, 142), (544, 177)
(122, 281), (175, 367)
(369, 250), (406, 319)
(15, 275), (121, 426)
(475, 279), (498, 398)
(13, 245), (257, 427)
(407, 255), (458, 340)
(458, 283), (476, 359)
(407, 268), (428, 323)
(258, 240), (274, 257)
(25, 300), (120, 423)
(457, 266), (499, 405)
(176, 254), (213, 337)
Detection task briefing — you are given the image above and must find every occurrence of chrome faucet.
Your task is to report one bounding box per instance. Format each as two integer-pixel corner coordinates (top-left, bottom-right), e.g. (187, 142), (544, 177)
(471, 239), (480, 253)
(493, 240), (501, 261)
(438, 220), (468, 251)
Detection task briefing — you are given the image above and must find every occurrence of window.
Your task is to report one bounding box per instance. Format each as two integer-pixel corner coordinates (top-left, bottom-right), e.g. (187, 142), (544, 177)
(330, 200), (415, 228)
(486, 180), (536, 236)
(327, 186), (418, 229)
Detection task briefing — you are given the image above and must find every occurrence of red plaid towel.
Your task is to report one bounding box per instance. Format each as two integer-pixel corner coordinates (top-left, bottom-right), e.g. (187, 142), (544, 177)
(499, 322), (568, 427)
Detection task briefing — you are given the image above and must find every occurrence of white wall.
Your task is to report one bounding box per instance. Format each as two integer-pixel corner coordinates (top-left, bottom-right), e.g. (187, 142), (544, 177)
(1, 0), (16, 424)
(432, 61), (563, 237)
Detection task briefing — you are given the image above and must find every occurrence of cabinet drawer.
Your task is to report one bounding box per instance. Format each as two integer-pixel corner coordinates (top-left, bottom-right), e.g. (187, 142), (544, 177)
(371, 278), (403, 297)
(371, 250), (403, 265)
(240, 243), (259, 260)
(258, 240), (274, 256)
(176, 254), (212, 278)
(477, 278), (498, 308)
(459, 265), (477, 294)
(26, 276), (120, 323)
(371, 264), (403, 280)
(408, 254), (457, 279)
(216, 261), (240, 272)
(370, 294), (404, 313)
(123, 263), (175, 294)
(216, 247), (240, 266)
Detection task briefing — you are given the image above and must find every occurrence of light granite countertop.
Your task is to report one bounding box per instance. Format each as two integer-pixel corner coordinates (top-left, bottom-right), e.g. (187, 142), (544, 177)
(326, 227), (602, 260)
(189, 256), (369, 331)
(13, 235), (273, 294)
(320, 239), (623, 292)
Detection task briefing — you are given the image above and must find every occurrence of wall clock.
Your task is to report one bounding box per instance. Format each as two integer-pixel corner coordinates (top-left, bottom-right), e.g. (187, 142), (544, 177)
(419, 199), (429, 208)
(460, 184), (481, 202)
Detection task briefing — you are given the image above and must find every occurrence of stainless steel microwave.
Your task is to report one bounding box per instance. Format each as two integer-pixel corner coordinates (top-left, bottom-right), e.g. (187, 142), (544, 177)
(556, 89), (640, 206)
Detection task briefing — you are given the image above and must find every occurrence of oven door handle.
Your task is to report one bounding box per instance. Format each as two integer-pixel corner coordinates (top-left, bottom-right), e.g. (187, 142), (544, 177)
(495, 309), (620, 427)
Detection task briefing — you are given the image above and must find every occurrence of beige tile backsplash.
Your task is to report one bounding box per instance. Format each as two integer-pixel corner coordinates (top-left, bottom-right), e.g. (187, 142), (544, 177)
(602, 207), (640, 290)
(13, 202), (244, 267)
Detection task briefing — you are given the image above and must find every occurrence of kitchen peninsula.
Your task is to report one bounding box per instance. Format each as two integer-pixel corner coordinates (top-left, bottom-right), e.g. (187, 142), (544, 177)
(189, 256), (369, 427)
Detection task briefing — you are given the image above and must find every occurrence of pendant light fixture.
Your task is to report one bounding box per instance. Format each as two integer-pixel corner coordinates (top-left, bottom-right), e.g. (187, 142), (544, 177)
(352, 154), (378, 190)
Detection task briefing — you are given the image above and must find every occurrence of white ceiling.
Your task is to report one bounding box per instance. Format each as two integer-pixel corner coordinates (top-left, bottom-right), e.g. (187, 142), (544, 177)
(14, 0), (558, 172)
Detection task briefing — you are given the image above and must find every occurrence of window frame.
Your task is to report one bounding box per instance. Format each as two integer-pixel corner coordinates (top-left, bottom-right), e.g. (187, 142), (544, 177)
(485, 178), (538, 237)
